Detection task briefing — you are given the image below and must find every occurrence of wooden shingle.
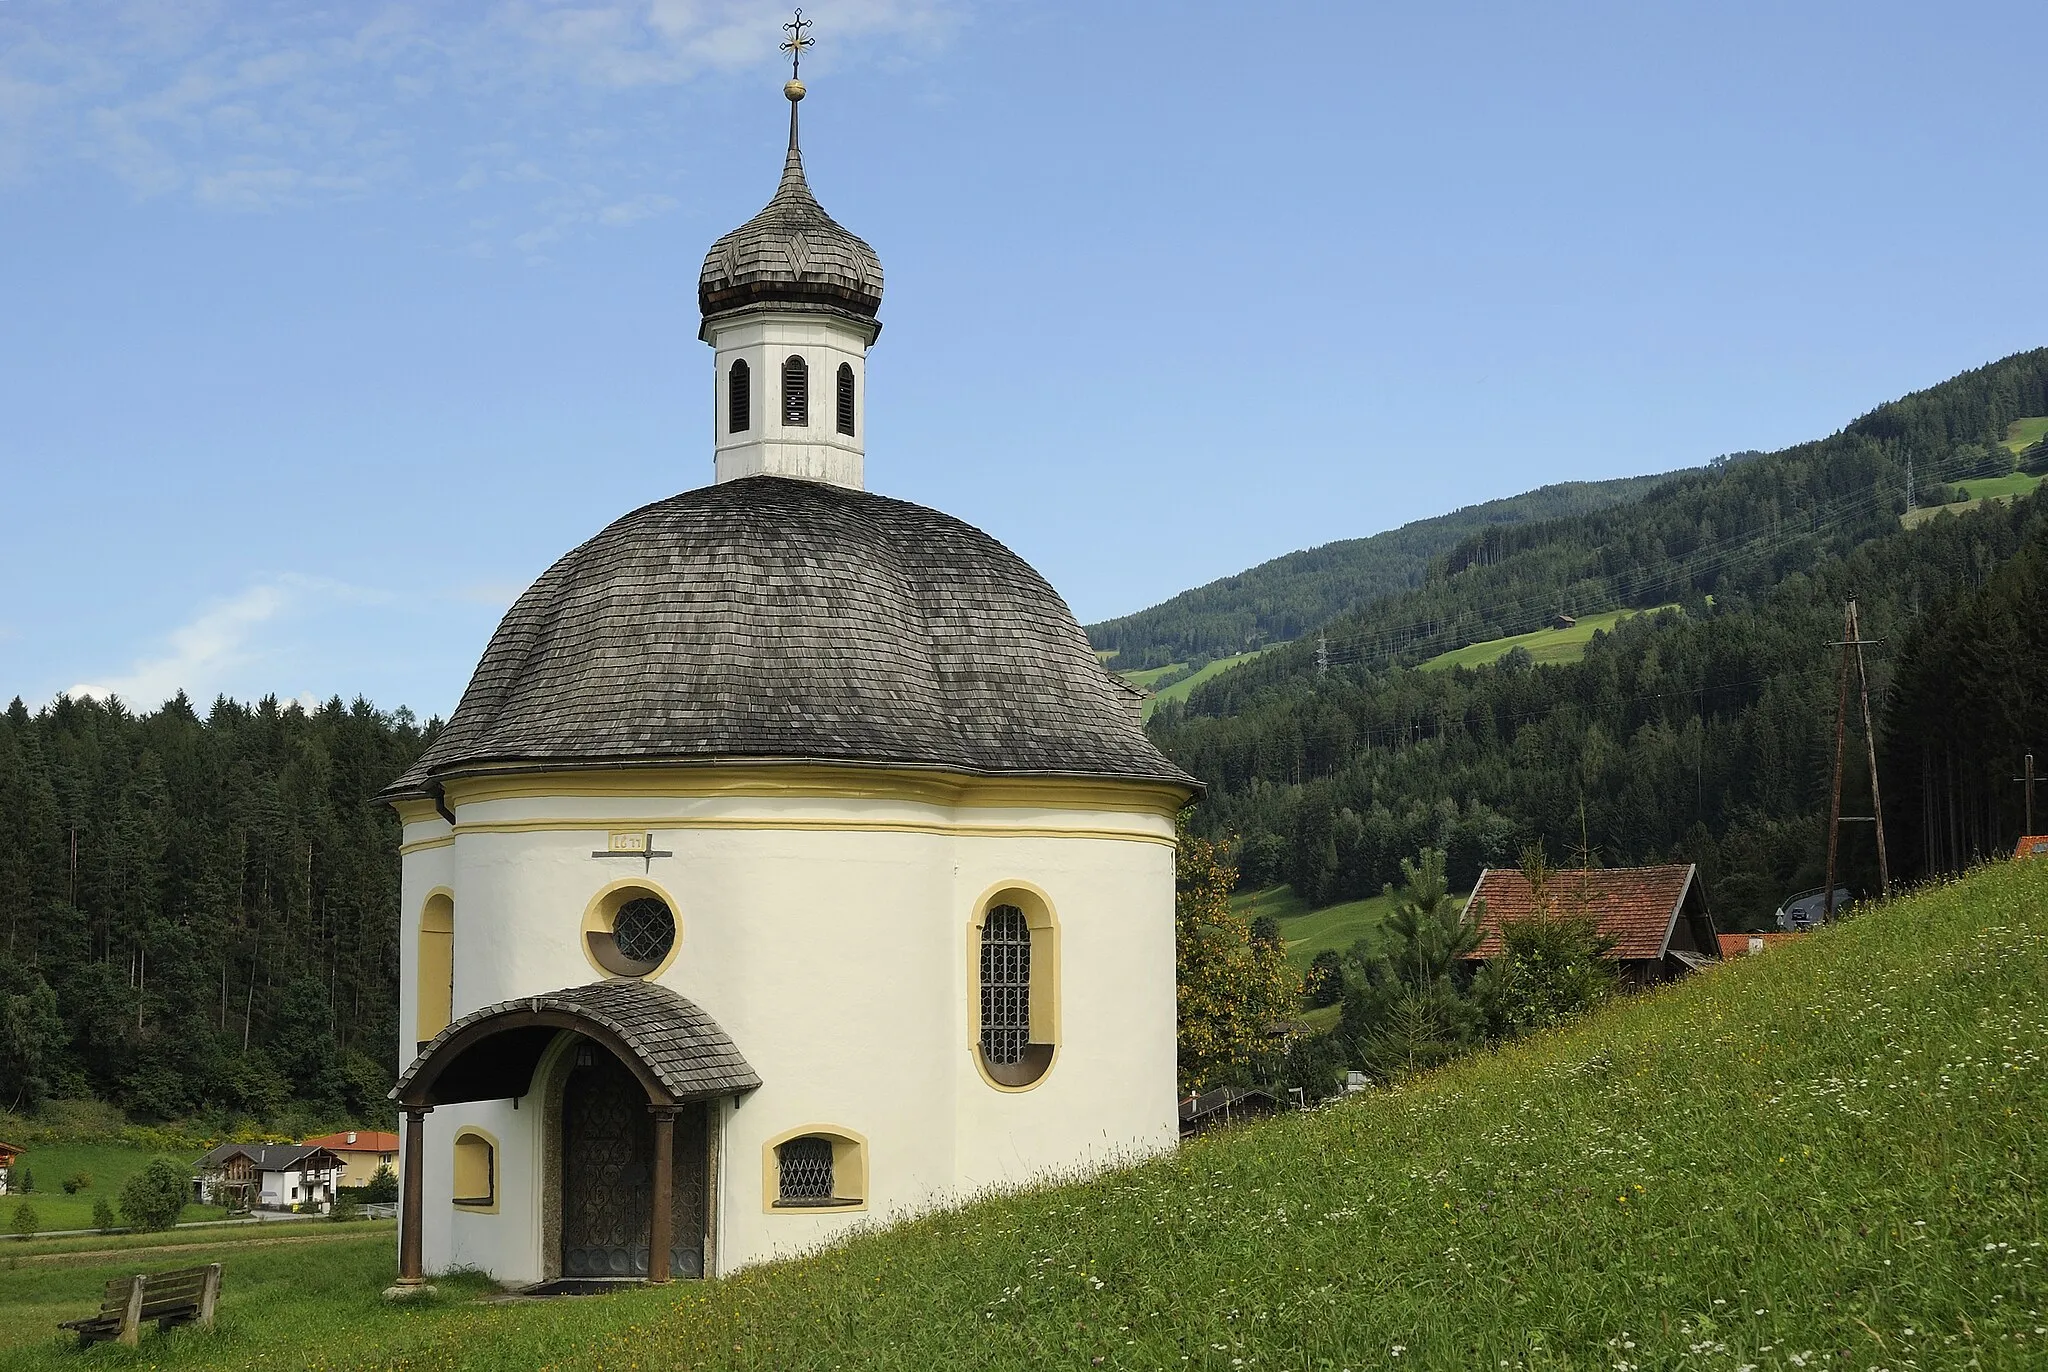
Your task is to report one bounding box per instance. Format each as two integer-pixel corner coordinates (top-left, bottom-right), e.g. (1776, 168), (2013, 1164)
(388, 476), (1195, 798)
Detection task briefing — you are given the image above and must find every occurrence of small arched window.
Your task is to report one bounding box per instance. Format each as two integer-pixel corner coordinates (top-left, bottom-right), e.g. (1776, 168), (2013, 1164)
(766, 1129), (866, 1210)
(781, 355), (808, 427)
(452, 1129), (496, 1210)
(728, 359), (751, 433)
(835, 363), (856, 436)
(417, 893), (454, 1052)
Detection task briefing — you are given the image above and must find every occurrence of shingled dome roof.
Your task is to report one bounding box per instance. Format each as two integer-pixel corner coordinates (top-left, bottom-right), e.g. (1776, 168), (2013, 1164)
(698, 107), (883, 330)
(387, 477), (1195, 797)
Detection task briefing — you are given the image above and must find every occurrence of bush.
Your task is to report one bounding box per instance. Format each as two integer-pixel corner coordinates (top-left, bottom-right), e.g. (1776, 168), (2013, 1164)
(362, 1163), (398, 1204)
(9, 1201), (37, 1239)
(92, 1197), (117, 1232)
(1306, 949), (1346, 1007)
(118, 1157), (190, 1233)
(329, 1193), (363, 1222)
(61, 1169), (91, 1194)
(1473, 910), (1619, 1039)
(15, 1167), (30, 1194)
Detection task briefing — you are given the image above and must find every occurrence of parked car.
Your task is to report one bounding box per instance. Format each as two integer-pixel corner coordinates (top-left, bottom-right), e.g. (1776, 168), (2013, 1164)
(1776, 886), (1852, 931)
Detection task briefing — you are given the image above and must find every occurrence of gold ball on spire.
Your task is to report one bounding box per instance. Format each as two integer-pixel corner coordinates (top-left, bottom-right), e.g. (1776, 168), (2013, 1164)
(784, 78), (806, 102)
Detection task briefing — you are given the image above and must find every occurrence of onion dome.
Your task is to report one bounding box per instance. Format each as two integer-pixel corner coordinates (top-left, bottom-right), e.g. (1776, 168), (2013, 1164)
(697, 83), (884, 333)
(386, 477), (1195, 796)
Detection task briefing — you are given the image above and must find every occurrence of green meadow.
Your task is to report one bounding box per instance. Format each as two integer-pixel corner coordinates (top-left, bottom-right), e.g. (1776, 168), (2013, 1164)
(1420, 605), (1680, 671)
(4, 860), (2038, 1369)
(1234, 883), (1413, 975)
(1121, 650), (1271, 718)
(1999, 415), (2048, 455)
(3, 1142), (226, 1234)
(1902, 471), (2043, 529)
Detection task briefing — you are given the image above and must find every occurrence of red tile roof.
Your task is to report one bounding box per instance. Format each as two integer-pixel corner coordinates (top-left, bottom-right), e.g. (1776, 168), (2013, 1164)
(301, 1131), (399, 1154)
(1717, 931), (1802, 959)
(1462, 864), (1697, 961)
(0, 1140), (21, 1163)
(2016, 836), (2048, 860)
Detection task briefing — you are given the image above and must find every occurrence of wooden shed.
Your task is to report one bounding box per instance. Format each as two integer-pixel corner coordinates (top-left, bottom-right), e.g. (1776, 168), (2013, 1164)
(1461, 863), (1720, 987)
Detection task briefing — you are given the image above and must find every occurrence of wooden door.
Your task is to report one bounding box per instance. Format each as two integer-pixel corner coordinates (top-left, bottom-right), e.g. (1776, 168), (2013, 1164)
(560, 1052), (708, 1278)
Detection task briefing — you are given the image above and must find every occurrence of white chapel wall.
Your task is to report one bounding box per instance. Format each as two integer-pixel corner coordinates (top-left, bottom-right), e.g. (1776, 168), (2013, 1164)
(396, 786), (1180, 1276)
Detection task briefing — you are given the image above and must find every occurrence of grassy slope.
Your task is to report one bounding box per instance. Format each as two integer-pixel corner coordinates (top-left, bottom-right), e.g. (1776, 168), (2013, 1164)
(1902, 472), (2043, 528)
(10, 861), (2042, 1370)
(1138, 650), (1267, 718)
(2000, 416), (2048, 454)
(4, 1142), (226, 1233)
(1419, 605), (1680, 672)
(1232, 885), (1417, 975)
(1117, 662), (1186, 690)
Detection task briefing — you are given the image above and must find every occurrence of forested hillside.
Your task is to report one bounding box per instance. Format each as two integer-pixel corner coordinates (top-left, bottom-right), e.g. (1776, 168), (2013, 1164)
(1085, 473), (1675, 670)
(0, 694), (428, 1123)
(1154, 349), (2048, 924)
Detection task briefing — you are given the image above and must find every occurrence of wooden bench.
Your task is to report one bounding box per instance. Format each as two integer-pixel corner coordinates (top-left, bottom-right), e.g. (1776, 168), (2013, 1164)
(58, 1263), (222, 1348)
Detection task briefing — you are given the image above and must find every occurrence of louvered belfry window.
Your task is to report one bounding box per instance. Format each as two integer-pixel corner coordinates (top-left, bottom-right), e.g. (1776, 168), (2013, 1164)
(980, 905), (1031, 1066)
(728, 359), (750, 433)
(777, 1136), (833, 1201)
(835, 362), (856, 436)
(781, 354), (808, 426)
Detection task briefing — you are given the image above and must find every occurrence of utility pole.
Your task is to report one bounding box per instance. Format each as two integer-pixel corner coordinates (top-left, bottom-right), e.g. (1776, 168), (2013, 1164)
(1906, 454), (1915, 513)
(1316, 632), (1329, 678)
(2016, 753), (2039, 837)
(1824, 600), (1890, 921)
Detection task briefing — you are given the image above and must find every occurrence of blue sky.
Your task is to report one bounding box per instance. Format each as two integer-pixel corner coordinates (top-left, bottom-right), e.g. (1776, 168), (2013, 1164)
(3, 0), (2045, 718)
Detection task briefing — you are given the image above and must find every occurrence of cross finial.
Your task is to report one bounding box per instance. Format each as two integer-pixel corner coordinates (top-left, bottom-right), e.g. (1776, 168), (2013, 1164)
(780, 9), (814, 80)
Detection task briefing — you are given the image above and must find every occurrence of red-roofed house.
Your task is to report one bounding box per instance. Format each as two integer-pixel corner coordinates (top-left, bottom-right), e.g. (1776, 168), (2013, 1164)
(0, 1139), (21, 1195)
(300, 1131), (401, 1188)
(1717, 931), (1802, 960)
(1461, 863), (1719, 986)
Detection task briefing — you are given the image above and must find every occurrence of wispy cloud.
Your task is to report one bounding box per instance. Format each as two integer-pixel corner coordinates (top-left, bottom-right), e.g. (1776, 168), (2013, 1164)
(65, 574), (388, 708)
(0, 1), (957, 226)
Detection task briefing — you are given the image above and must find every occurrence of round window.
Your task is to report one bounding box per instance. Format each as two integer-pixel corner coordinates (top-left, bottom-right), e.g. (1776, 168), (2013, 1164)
(588, 893), (676, 977)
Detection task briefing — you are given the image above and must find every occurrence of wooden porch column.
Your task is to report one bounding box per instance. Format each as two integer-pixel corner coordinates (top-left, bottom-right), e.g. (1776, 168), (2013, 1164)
(398, 1105), (432, 1285)
(648, 1106), (676, 1284)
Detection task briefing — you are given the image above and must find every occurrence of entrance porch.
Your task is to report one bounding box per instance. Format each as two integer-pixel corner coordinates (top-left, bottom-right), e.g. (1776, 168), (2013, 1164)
(390, 980), (760, 1287)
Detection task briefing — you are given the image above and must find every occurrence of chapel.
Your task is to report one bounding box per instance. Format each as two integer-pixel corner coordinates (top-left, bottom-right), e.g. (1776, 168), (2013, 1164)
(382, 43), (1197, 1288)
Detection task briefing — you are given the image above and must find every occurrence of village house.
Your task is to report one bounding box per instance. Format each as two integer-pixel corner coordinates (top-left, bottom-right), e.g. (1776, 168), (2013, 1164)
(0, 1140), (20, 1195)
(301, 1131), (400, 1188)
(193, 1144), (346, 1213)
(1462, 863), (1720, 986)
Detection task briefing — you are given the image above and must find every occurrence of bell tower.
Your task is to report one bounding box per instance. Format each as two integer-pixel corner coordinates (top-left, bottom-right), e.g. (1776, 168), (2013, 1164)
(698, 13), (883, 490)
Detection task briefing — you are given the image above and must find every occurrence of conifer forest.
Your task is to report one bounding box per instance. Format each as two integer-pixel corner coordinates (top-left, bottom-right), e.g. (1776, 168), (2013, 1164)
(0, 695), (429, 1121)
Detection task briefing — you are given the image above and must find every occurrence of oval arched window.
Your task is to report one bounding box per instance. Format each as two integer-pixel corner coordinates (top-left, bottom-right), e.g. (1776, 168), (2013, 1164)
(728, 359), (751, 433)
(976, 898), (1056, 1087)
(835, 363), (855, 436)
(781, 355), (809, 427)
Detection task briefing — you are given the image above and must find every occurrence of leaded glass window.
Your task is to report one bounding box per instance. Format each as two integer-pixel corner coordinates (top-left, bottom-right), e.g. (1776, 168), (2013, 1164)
(777, 1136), (833, 1202)
(611, 898), (675, 966)
(980, 905), (1031, 1066)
